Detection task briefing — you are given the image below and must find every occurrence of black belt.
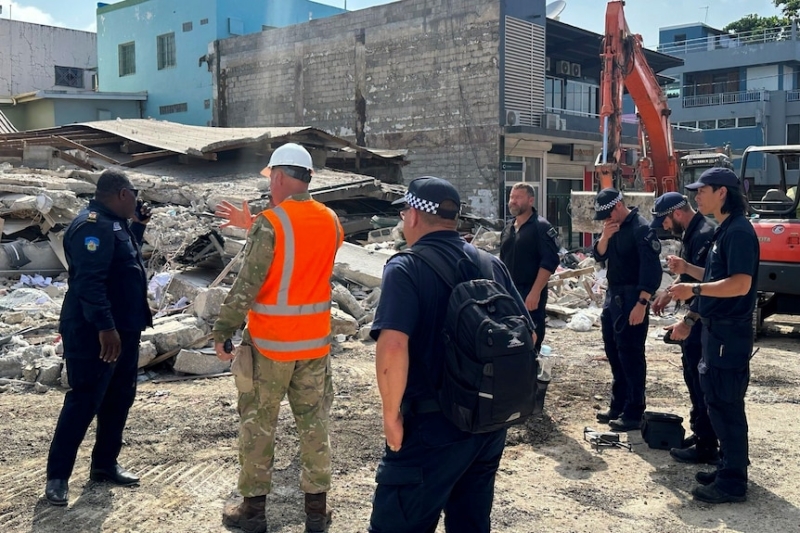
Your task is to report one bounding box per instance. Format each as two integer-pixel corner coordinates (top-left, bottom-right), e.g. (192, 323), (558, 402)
(400, 398), (441, 417)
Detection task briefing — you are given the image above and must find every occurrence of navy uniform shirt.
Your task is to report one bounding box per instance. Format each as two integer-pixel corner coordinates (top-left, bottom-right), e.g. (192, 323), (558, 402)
(593, 207), (662, 295)
(698, 213), (759, 321)
(59, 200), (152, 334)
(499, 211), (560, 299)
(681, 212), (717, 312)
(370, 231), (531, 403)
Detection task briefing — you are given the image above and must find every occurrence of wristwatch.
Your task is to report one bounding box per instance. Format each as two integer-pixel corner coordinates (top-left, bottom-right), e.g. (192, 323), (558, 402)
(637, 297), (649, 306)
(692, 283), (702, 296)
(683, 316), (697, 327)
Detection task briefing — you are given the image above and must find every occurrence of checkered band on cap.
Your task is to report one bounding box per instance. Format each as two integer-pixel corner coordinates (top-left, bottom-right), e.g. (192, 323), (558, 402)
(651, 198), (687, 217)
(595, 191), (623, 212)
(404, 191), (440, 215)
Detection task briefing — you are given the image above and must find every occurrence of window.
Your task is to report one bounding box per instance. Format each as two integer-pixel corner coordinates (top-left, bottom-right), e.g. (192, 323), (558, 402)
(545, 76), (563, 109)
(564, 80), (598, 115)
(678, 121), (697, 129)
(118, 42), (136, 76)
(182, 21), (193, 32)
(200, 18), (209, 25)
(160, 102), (188, 115)
(673, 34), (687, 43)
(717, 118), (735, 129)
(738, 117), (756, 128)
(787, 124), (800, 169)
(157, 33), (176, 70)
(54, 66), (84, 88)
(204, 99), (211, 109)
(698, 120), (716, 130)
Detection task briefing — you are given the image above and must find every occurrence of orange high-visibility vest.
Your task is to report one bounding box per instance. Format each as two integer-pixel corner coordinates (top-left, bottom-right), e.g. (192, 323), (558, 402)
(248, 198), (343, 361)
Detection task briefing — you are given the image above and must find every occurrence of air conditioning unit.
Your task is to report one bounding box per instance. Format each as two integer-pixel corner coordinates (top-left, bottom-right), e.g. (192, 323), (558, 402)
(571, 63), (581, 78)
(506, 109), (522, 126)
(545, 56), (551, 72)
(542, 113), (560, 129)
(557, 60), (571, 76)
(558, 118), (567, 130)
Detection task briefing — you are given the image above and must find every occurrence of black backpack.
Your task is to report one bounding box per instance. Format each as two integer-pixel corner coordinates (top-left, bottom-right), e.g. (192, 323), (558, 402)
(401, 244), (539, 433)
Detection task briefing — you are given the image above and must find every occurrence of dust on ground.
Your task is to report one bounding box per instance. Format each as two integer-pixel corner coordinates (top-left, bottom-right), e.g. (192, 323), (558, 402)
(1, 316), (799, 533)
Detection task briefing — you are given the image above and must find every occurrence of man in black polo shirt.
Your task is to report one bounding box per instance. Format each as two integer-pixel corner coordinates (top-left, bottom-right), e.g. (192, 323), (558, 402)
(651, 192), (719, 464)
(592, 188), (662, 432)
(668, 167), (759, 504)
(500, 182), (560, 351)
(369, 176), (531, 532)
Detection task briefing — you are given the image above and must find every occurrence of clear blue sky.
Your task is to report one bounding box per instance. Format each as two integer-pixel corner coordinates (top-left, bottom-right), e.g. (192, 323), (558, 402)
(0, 0), (782, 48)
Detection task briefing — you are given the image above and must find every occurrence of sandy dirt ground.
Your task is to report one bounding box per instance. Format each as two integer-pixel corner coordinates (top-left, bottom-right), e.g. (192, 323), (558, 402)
(1, 315), (799, 533)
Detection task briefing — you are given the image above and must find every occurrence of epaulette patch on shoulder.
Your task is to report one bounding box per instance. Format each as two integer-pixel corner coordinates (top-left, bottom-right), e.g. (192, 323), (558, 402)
(87, 211), (98, 223)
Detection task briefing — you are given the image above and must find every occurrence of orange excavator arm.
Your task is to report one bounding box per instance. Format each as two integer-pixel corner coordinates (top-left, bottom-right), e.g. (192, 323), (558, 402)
(598, 0), (678, 194)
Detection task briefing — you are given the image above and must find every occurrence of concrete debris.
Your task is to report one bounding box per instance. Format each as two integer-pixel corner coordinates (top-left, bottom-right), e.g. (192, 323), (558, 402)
(141, 317), (206, 354)
(331, 307), (359, 338)
(193, 287), (230, 320)
(173, 349), (231, 375)
(138, 341), (158, 369)
(332, 283), (367, 321)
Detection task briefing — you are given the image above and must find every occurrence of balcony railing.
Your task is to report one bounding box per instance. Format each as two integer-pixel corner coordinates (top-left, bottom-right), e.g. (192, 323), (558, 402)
(658, 24), (795, 55)
(683, 90), (767, 108)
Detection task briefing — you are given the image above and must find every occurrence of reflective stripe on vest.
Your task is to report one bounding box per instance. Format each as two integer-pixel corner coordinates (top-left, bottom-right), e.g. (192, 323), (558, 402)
(253, 335), (332, 353)
(251, 205), (331, 316)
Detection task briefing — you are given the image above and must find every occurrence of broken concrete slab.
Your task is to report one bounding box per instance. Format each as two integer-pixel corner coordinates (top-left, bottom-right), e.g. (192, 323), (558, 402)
(334, 242), (390, 288)
(331, 307), (359, 338)
(138, 341), (157, 368)
(193, 287), (230, 320)
(36, 360), (63, 387)
(332, 283), (367, 320)
(173, 349), (230, 375)
(141, 320), (206, 354)
(0, 354), (23, 379)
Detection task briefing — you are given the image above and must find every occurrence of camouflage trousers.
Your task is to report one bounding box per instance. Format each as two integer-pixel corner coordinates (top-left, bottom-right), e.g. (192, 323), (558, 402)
(236, 351), (333, 497)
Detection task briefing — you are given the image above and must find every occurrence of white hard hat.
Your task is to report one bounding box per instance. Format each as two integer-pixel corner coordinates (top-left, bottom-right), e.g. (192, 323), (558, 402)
(267, 143), (313, 171)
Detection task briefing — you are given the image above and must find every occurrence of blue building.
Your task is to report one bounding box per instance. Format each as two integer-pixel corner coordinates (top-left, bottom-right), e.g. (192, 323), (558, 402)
(96, 0), (346, 126)
(657, 21), (800, 190)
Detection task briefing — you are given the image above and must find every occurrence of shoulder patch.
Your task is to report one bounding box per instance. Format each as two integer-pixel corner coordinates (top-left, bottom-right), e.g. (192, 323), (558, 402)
(651, 238), (662, 253)
(87, 211), (98, 223)
(84, 236), (100, 252)
(113, 221), (122, 231)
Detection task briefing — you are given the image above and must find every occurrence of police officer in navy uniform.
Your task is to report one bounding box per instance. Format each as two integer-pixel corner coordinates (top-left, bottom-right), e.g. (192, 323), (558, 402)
(369, 177), (532, 532)
(668, 168), (759, 504)
(592, 188), (662, 432)
(500, 182), (560, 352)
(44, 169), (152, 506)
(650, 192), (719, 464)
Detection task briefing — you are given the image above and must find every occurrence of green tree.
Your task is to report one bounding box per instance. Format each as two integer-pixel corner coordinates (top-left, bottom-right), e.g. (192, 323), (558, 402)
(774, 0), (800, 19)
(723, 13), (788, 34)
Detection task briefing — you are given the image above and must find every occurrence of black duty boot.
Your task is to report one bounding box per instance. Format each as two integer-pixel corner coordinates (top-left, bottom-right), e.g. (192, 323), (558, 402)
(45, 479), (69, 506)
(305, 492), (333, 533)
(596, 409), (622, 424)
(222, 495), (267, 533)
(695, 470), (717, 486)
(692, 482), (746, 504)
(670, 444), (720, 465)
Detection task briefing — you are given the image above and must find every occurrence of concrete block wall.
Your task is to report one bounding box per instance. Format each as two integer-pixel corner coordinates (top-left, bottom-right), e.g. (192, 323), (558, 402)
(214, 0), (503, 216)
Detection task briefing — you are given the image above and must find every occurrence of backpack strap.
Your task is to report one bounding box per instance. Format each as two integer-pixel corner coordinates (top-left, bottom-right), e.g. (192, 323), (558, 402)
(399, 244), (495, 289)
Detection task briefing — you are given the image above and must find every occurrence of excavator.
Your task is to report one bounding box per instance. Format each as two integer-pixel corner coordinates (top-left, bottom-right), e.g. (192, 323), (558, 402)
(570, 0), (730, 233)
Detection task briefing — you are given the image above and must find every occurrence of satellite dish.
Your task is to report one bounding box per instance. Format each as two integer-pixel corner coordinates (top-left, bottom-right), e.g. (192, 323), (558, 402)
(546, 0), (566, 20)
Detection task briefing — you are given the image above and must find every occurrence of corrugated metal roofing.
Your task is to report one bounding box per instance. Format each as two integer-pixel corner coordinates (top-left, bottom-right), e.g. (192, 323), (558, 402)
(0, 108), (17, 135)
(75, 119), (407, 161)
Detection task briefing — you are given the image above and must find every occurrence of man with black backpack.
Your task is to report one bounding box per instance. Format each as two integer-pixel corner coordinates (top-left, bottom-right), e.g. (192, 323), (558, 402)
(369, 176), (537, 533)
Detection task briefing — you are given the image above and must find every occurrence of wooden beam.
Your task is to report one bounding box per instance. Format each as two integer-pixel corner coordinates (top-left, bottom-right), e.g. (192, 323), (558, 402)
(53, 135), (120, 165)
(55, 150), (99, 170)
(122, 150), (176, 168)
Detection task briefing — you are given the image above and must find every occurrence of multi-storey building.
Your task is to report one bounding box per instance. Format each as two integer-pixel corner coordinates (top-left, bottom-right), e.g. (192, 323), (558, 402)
(658, 21), (800, 191)
(96, 0), (346, 126)
(208, 0), (700, 245)
(0, 19), (143, 130)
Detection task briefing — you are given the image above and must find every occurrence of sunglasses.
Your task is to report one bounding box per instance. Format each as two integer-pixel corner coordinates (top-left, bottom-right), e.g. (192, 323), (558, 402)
(124, 187), (139, 198)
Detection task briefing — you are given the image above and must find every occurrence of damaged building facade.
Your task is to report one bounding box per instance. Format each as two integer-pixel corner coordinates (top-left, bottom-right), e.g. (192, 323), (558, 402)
(208, 0), (702, 223)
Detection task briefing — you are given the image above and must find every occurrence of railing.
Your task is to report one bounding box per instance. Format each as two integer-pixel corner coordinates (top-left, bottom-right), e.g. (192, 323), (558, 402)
(683, 90), (767, 108)
(658, 24), (795, 55)
(787, 90), (800, 102)
(545, 107), (701, 132)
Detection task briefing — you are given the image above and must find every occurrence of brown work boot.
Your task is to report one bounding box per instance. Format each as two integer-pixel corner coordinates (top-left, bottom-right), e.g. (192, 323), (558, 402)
(222, 495), (267, 533)
(305, 492), (333, 533)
